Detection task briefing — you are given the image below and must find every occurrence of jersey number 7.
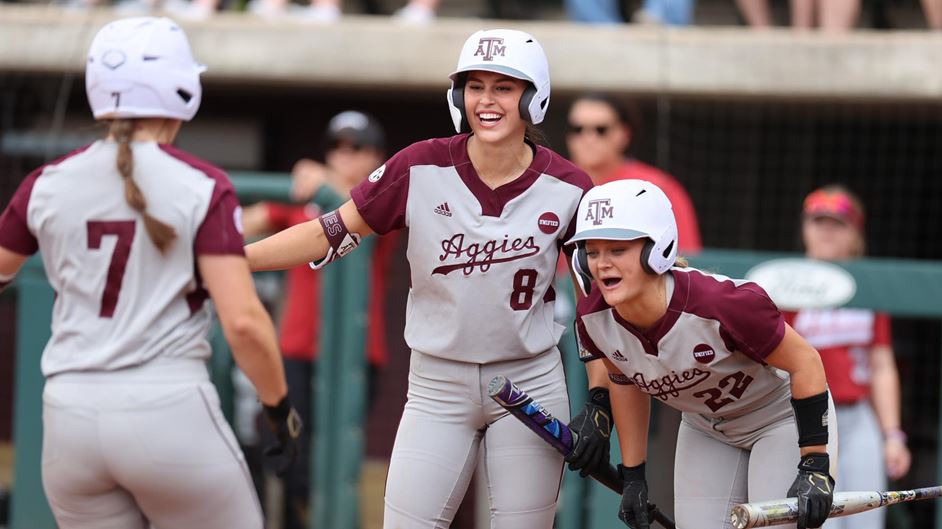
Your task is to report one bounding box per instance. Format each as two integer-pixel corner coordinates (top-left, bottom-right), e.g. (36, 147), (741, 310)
(87, 220), (136, 318)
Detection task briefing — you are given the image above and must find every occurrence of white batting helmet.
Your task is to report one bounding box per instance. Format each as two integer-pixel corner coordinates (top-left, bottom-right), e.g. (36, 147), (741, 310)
(568, 179), (678, 277)
(86, 17), (205, 121)
(446, 29), (551, 133)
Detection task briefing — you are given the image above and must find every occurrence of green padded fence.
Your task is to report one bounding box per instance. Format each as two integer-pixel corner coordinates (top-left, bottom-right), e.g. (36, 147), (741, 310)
(10, 173), (942, 529)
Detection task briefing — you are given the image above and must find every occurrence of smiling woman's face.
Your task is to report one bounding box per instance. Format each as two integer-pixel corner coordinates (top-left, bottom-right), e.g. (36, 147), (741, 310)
(463, 71), (528, 143)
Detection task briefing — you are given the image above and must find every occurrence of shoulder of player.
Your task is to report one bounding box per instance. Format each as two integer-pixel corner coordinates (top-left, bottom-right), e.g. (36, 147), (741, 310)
(156, 143), (234, 191)
(534, 145), (593, 191)
(673, 267), (776, 317)
(20, 143), (98, 197)
(575, 288), (610, 318)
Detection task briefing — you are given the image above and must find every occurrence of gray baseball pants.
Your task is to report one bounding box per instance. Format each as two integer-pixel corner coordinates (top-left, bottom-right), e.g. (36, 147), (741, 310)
(41, 359), (263, 529)
(383, 348), (569, 529)
(673, 391), (838, 529)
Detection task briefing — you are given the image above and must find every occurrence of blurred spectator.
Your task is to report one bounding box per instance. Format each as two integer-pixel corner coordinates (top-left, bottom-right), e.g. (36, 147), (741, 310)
(735, 0), (773, 27)
(246, 0), (438, 22)
(634, 0), (696, 26)
(565, 93), (702, 253)
(564, 0), (624, 23)
(242, 110), (397, 529)
(784, 185), (910, 529)
(923, 0), (942, 29)
(158, 0), (437, 22)
(736, 0), (859, 30)
(791, 0), (859, 30)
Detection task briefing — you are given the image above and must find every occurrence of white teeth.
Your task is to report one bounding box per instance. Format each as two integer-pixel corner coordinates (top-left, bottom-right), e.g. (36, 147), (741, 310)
(478, 113), (502, 120)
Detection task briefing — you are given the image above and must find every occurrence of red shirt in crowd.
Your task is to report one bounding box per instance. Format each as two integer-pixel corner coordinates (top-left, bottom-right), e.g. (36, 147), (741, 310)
(784, 309), (892, 405)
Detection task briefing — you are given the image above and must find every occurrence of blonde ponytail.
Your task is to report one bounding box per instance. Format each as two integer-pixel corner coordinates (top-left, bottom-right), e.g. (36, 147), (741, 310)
(111, 119), (177, 253)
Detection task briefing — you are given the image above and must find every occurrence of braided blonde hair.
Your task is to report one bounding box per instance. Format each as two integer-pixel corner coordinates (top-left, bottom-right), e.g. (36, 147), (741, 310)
(111, 119), (177, 253)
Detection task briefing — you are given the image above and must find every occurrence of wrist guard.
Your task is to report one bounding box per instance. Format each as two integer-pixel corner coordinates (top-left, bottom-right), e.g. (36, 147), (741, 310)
(587, 386), (612, 414)
(618, 461), (646, 482)
(791, 390), (829, 447)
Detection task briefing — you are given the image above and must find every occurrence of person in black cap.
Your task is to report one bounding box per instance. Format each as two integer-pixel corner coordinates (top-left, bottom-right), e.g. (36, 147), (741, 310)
(242, 110), (393, 529)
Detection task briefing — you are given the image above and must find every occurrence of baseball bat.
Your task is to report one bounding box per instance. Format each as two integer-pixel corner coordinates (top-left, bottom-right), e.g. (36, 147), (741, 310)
(487, 375), (676, 529)
(730, 486), (942, 528)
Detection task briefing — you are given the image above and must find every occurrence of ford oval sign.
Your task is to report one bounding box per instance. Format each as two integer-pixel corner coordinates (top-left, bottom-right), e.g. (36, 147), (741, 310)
(745, 258), (857, 311)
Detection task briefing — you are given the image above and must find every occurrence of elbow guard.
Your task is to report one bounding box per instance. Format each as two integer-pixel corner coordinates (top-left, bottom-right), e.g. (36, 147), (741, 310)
(791, 390), (830, 447)
(309, 209), (361, 270)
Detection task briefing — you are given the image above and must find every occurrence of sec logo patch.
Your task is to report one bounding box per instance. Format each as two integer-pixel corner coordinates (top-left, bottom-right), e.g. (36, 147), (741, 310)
(538, 212), (560, 234)
(368, 164), (386, 183)
(692, 343), (715, 364)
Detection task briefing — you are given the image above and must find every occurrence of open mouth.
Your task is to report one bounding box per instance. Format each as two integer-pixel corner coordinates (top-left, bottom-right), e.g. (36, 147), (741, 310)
(601, 277), (622, 288)
(477, 112), (503, 127)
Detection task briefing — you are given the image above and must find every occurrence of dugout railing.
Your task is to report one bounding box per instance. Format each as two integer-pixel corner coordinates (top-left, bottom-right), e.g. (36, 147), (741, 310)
(8, 175), (942, 529)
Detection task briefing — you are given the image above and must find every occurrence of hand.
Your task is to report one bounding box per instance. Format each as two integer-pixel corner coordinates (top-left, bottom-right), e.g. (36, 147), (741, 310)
(565, 387), (612, 478)
(618, 462), (650, 529)
(263, 396), (303, 476)
(787, 453), (834, 529)
(290, 159), (328, 202)
(885, 435), (911, 480)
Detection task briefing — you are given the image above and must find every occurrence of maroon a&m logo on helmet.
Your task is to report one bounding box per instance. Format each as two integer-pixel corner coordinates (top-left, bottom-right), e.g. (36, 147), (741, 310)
(538, 212), (560, 234)
(474, 37), (506, 61)
(692, 343), (715, 364)
(586, 198), (613, 226)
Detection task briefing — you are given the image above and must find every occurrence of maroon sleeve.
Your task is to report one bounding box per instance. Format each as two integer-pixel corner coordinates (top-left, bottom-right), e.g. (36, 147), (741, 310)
(350, 146), (413, 235)
(0, 167), (42, 255)
(195, 179), (245, 256)
(717, 282), (785, 362)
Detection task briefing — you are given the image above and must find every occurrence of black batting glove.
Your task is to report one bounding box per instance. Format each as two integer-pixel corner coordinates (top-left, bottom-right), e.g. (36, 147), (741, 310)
(618, 462), (650, 529)
(787, 453), (834, 529)
(263, 395), (303, 477)
(565, 387), (612, 478)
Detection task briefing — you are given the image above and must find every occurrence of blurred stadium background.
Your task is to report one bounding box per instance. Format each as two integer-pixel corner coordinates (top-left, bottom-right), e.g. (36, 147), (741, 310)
(1, 0), (941, 528)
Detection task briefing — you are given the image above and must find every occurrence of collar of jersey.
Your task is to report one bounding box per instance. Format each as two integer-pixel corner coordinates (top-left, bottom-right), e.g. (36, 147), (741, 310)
(449, 133), (549, 217)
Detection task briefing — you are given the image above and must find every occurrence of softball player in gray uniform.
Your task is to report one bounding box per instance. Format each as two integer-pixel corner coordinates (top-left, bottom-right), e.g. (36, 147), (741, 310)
(0, 17), (300, 529)
(567, 180), (838, 529)
(247, 29), (593, 529)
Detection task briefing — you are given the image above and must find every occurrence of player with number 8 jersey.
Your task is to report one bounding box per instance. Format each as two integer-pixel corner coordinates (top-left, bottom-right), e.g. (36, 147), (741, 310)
(246, 28), (592, 528)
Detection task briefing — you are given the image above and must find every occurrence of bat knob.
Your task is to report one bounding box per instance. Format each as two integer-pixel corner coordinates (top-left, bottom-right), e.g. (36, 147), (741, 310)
(487, 376), (508, 398)
(730, 505), (748, 529)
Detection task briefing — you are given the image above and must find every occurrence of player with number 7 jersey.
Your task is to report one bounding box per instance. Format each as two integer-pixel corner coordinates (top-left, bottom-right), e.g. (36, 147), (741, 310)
(0, 17), (299, 529)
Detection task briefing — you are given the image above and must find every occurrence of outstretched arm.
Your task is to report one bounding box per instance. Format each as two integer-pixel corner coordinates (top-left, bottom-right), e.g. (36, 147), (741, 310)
(245, 200), (373, 271)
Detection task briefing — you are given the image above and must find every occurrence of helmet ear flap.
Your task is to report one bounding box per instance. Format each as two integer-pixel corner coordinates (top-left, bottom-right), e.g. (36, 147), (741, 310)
(518, 82), (537, 123)
(639, 240), (656, 275)
(448, 73), (470, 133)
(571, 242), (593, 295)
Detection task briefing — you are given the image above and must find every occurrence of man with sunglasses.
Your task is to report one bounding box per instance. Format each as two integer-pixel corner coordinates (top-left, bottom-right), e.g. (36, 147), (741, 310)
(242, 110), (396, 529)
(565, 93), (702, 253)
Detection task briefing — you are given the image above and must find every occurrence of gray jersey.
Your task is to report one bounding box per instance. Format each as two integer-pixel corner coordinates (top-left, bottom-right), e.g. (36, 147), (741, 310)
(351, 134), (592, 363)
(0, 141), (245, 376)
(576, 267), (791, 418)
